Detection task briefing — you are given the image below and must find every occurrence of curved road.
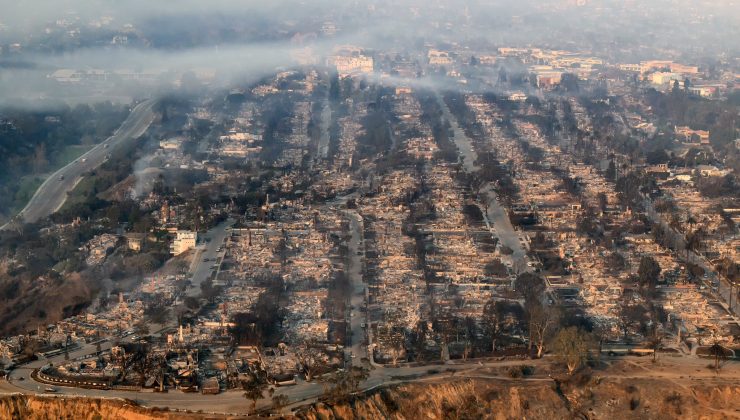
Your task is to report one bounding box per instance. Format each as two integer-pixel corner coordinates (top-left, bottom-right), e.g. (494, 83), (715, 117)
(0, 344), (548, 415)
(4, 99), (157, 227)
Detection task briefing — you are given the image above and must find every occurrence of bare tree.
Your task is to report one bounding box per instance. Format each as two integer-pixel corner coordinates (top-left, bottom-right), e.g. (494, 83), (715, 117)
(384, 326), (406, 366)
(527, 303), (557, 358)
(32, 143), (48, 174)
(648, 333), (664, 363)
(410, 320), (429, 362)
(132, 353), (166, 387)
(460, 316), (477, 361)
(113, 346), (150, 384)
(480, 191), (491, 215)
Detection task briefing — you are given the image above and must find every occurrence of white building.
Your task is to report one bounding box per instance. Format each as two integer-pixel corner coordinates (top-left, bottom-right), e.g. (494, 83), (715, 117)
(172, 230), (197, 255)
(650, 72), (681, 86)
(331, 55), (374, 76)
(428, 49), (452, 66)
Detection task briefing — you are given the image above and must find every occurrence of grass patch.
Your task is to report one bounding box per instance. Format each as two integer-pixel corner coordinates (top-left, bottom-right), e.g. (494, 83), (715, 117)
(49, 145), (93, 172)
(59, 175), (98, 211)
(11, 176), (44, 211)
(2, 145), (94, 217)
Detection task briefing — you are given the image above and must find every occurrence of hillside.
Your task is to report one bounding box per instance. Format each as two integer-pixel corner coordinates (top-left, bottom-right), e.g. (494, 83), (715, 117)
(0, 394), (194, 420)
(2, 357), (738, 420)
(297, 375), (740, 420)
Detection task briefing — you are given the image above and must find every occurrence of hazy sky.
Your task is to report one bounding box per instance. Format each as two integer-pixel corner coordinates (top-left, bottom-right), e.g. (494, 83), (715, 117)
(0, 0), (737, 109)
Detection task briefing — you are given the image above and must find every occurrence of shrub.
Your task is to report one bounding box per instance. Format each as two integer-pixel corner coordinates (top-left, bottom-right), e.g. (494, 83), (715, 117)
(508, 366), (523, 378)
(507, 365), (534, 378)
(567, 368), (592, 387)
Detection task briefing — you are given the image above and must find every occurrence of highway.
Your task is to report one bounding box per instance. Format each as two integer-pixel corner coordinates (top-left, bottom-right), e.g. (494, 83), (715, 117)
(6, 99), (157, 227)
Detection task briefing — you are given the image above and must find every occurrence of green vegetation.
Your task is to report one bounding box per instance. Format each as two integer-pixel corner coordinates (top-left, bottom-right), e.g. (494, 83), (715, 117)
(552, 327), (591, 375)
(6, 144), (97, 217)
(0, 103), (129, 220)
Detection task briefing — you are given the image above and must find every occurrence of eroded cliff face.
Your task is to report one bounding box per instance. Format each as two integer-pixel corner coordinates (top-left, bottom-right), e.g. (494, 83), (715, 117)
(297, 377), (740, 420)
(0, 395), (184, 420)
(3, 373), (738, 420)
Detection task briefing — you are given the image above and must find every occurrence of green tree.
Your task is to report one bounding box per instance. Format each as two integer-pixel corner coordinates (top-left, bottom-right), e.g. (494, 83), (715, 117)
(295, 341), (326, 381)
(552, 327), (590, 375)
(483, 299), (520, 352)
(322, 366), (369, 401)
(708, 341), (730, 373)
(271, 394), (290, 412)
(243, 376), (268, 413)
(638, 256), (661, 296)
(515, 273), (545, 305)
(605, 160), (617, 181)
(133, 322), (150, 337)
(184, 296), (200, 310)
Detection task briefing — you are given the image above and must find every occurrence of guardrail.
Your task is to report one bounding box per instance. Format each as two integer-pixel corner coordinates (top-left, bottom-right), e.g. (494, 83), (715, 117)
(33, 369), (111, 390)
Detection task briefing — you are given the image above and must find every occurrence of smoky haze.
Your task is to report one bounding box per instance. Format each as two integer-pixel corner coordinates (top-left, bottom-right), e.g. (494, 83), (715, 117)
(0, 0), (737, 109)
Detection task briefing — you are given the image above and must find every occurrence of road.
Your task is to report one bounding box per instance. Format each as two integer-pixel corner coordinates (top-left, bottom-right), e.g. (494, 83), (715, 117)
(344, 210), (368, 367)
(5, 351), (730, 416)
(0, 208), (733, 414)
(0, 347), (549, 415)
(5, 99), (157, 227)
(437, 94), (530, 273)
(2, 340), (114, 393)
(318, 102), (332, 159)
(186, 218), (234, 297)
(643, 199), (739, 319)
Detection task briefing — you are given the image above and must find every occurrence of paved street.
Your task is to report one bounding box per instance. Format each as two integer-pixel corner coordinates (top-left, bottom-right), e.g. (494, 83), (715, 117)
(318, 101), (332, 159)
(644, 199), (739, 319)
(187, 218), (234, 297)
(3, 351), (735, 416)
(0, 347), (548, 415)
(345, 210), (368, 366)
(3, 99), (157, 227)
(437, 94), (530, 273)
